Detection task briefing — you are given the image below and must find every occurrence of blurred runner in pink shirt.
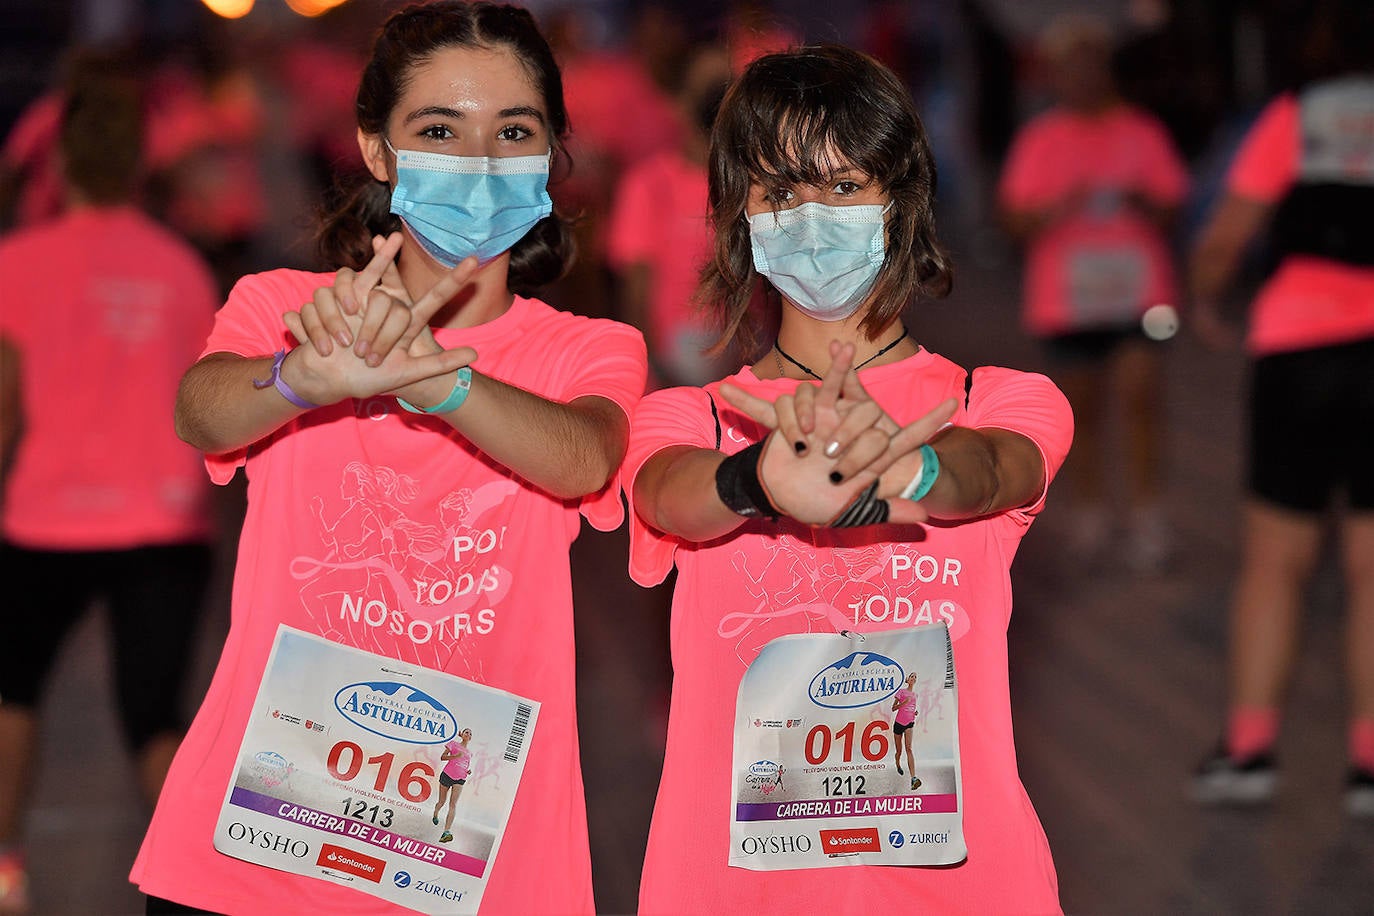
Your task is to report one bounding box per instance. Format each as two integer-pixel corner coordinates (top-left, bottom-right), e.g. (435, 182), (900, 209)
(608, 45), (736, 387)
(999, 14), (1188, 571)
(1188, 1), (1374, 816)
(0, 60), (218, 915)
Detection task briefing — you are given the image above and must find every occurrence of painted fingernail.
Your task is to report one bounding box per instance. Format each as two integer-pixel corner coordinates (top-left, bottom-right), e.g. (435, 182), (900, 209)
(794, 441), (807, 454)
(829, 471), (843, 484)
(825, 441), (840, 458)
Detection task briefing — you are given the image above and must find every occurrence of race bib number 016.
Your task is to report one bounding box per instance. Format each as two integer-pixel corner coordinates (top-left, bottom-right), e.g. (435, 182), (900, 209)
(729, 623), (965, 870)
(213, 625), (538, 914)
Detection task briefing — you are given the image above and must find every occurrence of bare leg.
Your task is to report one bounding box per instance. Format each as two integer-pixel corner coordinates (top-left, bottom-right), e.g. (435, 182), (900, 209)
(1055, 362), (1107, 506)
(1342, 513), (1374, 721)
(432, 784), (450, 825)
(443, 785), (463, 833)
(902, 729), (915, 778)
(1228, 501), (1323, 710)
(0, 707), (36, 847)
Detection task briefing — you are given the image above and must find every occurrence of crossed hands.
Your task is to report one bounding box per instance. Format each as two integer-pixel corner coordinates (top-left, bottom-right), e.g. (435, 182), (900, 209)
(719, 341), (956, 527)
(280, 233), (479, 407)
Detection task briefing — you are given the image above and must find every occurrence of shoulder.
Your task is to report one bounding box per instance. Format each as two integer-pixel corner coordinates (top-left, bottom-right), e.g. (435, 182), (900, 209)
(226, 268), (335, 309)
(519, 298), (644, 346)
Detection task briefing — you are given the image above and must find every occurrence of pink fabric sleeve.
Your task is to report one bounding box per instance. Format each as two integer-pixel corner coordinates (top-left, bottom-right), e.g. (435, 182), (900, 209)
(962, 367), (1074, 526)
(197, 270), (309, 485)
(2, 94), (60, 167)
(1226, 94), (1299, 203)
(540, 317), (648, 532)
(1138, 117), (1190, 204)
(997, 118), (1055, 210)
(606, 164), (656, 269)
(623, 385), (717, 586)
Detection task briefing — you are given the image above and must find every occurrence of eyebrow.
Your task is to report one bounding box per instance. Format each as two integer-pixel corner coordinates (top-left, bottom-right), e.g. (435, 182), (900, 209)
(402, 105), (547, 125)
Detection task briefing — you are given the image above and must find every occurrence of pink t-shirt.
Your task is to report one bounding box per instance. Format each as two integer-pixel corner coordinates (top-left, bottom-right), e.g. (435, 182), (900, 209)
(131, 269), (647, 915)
(893, 687), (917, 727)
(442, 741), (472, 781)
(607, 149), (717, 381)
(0, 206), (216, 549)
(624, 350), (1072, 914)
(1224, 91), (1374, 355)
(999, 104), (1189, 337)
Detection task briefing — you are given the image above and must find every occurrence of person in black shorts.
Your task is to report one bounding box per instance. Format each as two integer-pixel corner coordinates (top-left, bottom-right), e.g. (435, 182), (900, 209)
(1187, 0), (1374, 814)
(0, 56), (217, 912)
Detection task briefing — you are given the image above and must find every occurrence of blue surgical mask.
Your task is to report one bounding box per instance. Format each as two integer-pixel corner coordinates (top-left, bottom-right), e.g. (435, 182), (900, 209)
(388, 144), (553, 266)
(748, 202), (889, 320)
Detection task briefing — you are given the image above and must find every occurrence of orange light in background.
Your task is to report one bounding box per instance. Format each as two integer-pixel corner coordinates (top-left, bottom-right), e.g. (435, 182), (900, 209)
(285, 0), (349, 17)
(201, 0), (255, 18)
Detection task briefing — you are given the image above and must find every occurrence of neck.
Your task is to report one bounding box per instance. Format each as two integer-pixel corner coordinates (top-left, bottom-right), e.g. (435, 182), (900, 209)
(768, 313), (912, 380)
(397, 238), (515, 329)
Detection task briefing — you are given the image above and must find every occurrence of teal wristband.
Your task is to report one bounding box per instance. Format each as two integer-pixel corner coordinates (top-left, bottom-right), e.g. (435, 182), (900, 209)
(901, 444), (940, 502)
(397, 367), (473, 415)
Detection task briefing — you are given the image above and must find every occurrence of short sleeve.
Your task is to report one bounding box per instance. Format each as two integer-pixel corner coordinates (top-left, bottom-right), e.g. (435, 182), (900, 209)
(997, 118), (1056, 210)
(1226, 94), (1300, 203)
(198, 270), (311, 484)
(1137, 116), (1190, 204)
(622, 385), (718, 586)
(606, 163), (658, 268)
(963, 367), (1074, 527)
(542, 317), (648, 532)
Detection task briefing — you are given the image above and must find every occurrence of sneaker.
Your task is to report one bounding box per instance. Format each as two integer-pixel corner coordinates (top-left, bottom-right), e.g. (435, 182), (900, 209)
(439, 831), (453, 843)
(895, 761), (903, 775)
(1345, 768), (1374, 817)
(910, 777), (922, 791)
(432, 814), (439, 826)
(0, 850), (29, 915)
(1190, 747), (1277, 805)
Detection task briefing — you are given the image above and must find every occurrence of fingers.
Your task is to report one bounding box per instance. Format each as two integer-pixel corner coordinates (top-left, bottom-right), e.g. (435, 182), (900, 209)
(773, 393), (807, 455)
(283, 310), (309, 348)
(296, 300), (329, 355)
(391, 347), (479, 392)
(368, 302), (414, 368)
(406, 256), (481, 337)
(304, 287), (351, 355)
(717, 382), (778, 428)
(826, 427), (890, 483)
(354, 286), (396, 365)
(888, 398), (958, 457)
(347, 233), (404, 311)
(801, 342), (854, 435)
(820, 398), (886, 462)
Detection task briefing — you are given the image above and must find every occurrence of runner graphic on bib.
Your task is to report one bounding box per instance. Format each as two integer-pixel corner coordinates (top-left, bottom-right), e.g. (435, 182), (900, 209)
(730, 623), (965, 870)
(213, 625), (538, 914)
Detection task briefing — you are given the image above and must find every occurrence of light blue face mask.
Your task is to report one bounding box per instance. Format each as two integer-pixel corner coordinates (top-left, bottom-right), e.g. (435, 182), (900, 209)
(387, 144), (553, 266)
(748, 201), (889, 321)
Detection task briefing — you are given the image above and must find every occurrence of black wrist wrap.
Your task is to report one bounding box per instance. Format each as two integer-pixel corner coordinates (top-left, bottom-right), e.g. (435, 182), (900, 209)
(714, 440), (778, 519)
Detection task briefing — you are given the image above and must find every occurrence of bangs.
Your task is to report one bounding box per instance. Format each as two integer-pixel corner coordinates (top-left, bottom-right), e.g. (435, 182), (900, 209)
(730, 51), (910, 191)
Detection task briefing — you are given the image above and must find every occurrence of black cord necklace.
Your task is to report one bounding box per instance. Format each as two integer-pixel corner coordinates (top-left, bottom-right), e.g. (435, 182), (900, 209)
(773, 326), (909, 380)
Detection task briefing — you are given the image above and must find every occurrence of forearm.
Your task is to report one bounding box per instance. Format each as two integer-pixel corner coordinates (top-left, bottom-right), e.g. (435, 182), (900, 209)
(437, 372), (629, 499)
(175, 352), (308, 454)
(887, 426), (1044, 520)
(633, 445), (747, 542)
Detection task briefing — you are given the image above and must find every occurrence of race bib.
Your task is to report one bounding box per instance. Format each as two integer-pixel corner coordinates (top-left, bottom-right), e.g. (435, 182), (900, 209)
(729, 624), (965, 870)
(214, 625), (537, 914)
(1066, 245), (1147, 326)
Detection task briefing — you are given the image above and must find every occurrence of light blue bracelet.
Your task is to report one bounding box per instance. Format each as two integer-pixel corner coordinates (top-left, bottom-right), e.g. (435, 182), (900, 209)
(397, 367), (473, 415)
(901, 444), (940, 502)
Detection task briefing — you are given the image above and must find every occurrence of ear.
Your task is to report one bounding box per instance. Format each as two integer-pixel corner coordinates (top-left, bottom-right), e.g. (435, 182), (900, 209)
(358, 128), (391, 183)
